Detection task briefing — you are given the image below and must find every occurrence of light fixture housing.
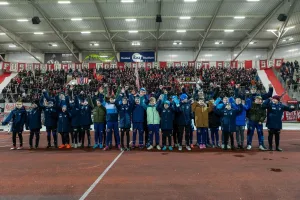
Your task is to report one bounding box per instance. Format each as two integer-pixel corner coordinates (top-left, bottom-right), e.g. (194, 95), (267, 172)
(0, 2), (9, 5)
(128, 30), (138, 33)
(17, 19), (29, 22)
(71, 18), (82, 21)
(179, 16), (191, 20)
(224, 29), (234, 32)
(234, 16), (245, 19)
(0, 33), (6, 35)
(132, 41), (140, 46)
(34, 32), (44, 35)
(176, 30), (186, 33)
(81, 31), (91, 34)
(125, 18), (136, 22)
(9, 44), (16, 48)
(58, 1), (71, 4)
(215, 41), (223, 45)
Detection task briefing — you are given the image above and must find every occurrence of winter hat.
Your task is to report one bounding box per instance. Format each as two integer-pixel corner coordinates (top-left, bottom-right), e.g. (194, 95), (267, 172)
(140, 88), (146, 92)
(255, 96), (262, 100)
(180, 94), (188, 101)
(62, 104), (67, 109)
(272, 95), (281, 101)
(172, 95), (178, 100)
(164, 100), (170, 105)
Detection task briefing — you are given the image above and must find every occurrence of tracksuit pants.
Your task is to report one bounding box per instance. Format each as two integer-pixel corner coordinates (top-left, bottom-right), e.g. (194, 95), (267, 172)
(94, 122), (105, 145)
(29, 129), (40, 148)
(81, 125), (91, 147)
(210, 127), (219, 146)
(12, 131), (23, 147)
(268, 129), (281, 149)
(121, 128), (130, 148)
(197, 127), (207, 145)
(162, 130), (172, 146)
(178, 125), (191, 146)
(173, 124), (179, 145)
(46, 126), (57, 147)
(72, 126), (81, 144)
(106, 121), (120, 146)
(60, 132), (70, 145)
(236, 126), (245, 146)
(223, 131), (234, 148)
(247, 121), (264, 146)
(148, 124), (160, 146)
(189, 124), (194, 144)
(132, 122), (144, 146)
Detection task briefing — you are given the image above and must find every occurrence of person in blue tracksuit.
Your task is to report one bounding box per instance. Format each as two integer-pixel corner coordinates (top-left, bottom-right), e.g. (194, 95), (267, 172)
(130, 94), (145, 149)
(57, 105), (72, 149)
(41, 90), (58, 148)
(262, 95), (295, 151)
(157, 100), (175, 151)
(26, 99), (43, 149)
(235, 98), (251, 149)
(172, 95), (180, 148)
(175, 94), (193, 151)
(209, 98), (221, 148)
(80, 95), (93, 148)
(116, 92), (133, 151)
(215, 101), (243, 150)
(2, 100), (27, 150)
(69, 96), (81, 148)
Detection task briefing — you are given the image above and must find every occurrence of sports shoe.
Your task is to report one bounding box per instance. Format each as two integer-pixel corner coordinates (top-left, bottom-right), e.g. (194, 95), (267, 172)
(221, 144), (224, 149)
(17, 146), (23, 150)
(10, 146), (16, 150)
(131, 145), (135, 150)
(139, 145), (144, 149)
(71, 143), (75, 148)
(203, 145), (206, 149)
(231, 146), (236, 150)
(121, 147), (125, 152)
(78, 143), (82, 147)
(217, 144), (221, 148)
(224, 145), (228, 150)
(125, 147), (130, 151)
(268, 148), (273, 151)
(199, 144), (204, 149)
(178, 146), (183, 151)
(190, 144), (194, 148)
(212, 145), (215, 148)
(93, 144), (99, 149)
(46, 144), (51, 148)
(168, 146), (173, 151)
(66, 144), (71, 149)
(29, 146), (33, 150)
(162, 146), (167, 151)
(276, 148), (283, 152)
(156, 145), (161, 150)
(99, 144), (103, 149)
(103, 146), (109, 151)
(246, 145), (252, 150)
(227, 145), (231, 149)
(174, 143), (179, 148)
(147, 145), (153, 150)
(259, 145), (267, 151)
(186, 146), (191, 151)
(117, 144), (121, 150)
(206, 144), (212, 148)
(74, 144), (78, 149)
(59, 144), (65, 149)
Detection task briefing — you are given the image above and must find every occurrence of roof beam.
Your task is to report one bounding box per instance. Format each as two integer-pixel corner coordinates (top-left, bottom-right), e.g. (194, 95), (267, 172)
(0, 25), (43, 63)
(268, 0), (298, 60)
(29, 0), (80, 63)
(194, 0), (224, 61)
(155, 0), (162, 62)
(232, 0), (285, 61)
(93, 0), (119, 62)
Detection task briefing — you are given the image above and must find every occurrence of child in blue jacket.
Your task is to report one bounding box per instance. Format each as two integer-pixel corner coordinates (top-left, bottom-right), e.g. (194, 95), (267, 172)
(57, 105), (72, 149)
(26, 99), (43, 149)
(262, 95), (295, 151)
(69, 96), (81, 149)
(80, 95), (93, 148)
(235, 98), (251, 149)
(2, 100), (27, 150)
(215, 101), (242, 150)
(130, 95), (145, 149)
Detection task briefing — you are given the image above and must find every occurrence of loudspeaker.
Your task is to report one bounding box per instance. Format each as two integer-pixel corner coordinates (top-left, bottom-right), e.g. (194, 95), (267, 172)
(32, 16), (41, 24)
(156, 14), (162, 23)
(277, 14), (287, 22)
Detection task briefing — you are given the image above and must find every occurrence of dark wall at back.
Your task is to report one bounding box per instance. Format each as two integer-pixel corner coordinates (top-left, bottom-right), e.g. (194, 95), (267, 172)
(44, 53), (79, 64)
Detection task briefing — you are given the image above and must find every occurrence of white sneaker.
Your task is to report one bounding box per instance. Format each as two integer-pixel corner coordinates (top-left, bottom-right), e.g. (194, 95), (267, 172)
(74, 144), (77, 149)
(178, 146), (183, 151)
(221, 144), (224, 149)
(186, 146), (191, 151)
(147, 145), (153, 150)
(227, 145), (231, 149)
(17, 147), (23, 150)
(247, 145), (252, 150)
(156, 145), (161, 150)
(71, 143), (75, 148)
(175, 143), (179, 148)
(259, 145), (266, 151)
(78, 143), (82, 147)
(10, 147), (16, 150)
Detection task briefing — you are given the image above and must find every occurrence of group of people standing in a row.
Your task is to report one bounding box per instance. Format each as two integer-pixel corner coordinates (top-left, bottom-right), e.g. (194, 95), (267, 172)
(2, 83), (294, 152)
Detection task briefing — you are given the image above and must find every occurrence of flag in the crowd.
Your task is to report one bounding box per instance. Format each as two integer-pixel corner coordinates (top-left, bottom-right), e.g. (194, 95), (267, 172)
(76, 77), (89, 85)
(134, 66), (140, 90)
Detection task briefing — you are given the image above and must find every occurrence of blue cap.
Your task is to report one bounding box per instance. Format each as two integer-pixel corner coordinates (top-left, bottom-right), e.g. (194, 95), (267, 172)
(62, 104), (67, 108)
(140, 88), (146, 92)
(180, 94), (188, 101)
(172, 95), (178, 100)
(164, 100), (170, 105)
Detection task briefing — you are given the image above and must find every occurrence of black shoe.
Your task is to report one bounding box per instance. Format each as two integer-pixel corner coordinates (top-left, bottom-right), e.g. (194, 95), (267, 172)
(29, 146), (33, 150)
(125, 147), (130, 151)
(80, 145), (84, 148)
(269, 148), (273, 151)
(206, 144), (212, 148)
(46, 144), (51, 148)
(224, 145), (228, 150)
(35, 146), (38, 149)
(231, 146), (236, 150)
(276, 148), (283, 152)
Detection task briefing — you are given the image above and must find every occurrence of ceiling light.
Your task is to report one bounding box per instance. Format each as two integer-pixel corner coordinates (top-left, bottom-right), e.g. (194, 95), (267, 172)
(173, 42), (177, 45)
(0, 2), (9, 5)
(100, 55), (108, 58)
(184, 0), (197, 2)
(58, 1), (71, 4)
(9, 44), (16, 48)
(224, 29), (234, 32)
(285, 26), (295, 30)
(81, 31), (91, 34)
(283, 39), (286, 42)
(170, 55), (178, 57)
(234, 16), (245, 19)
(128, 30), (138, 33)
(176, 30), (186, 33)
(34, 32), (44, 35)
(121, 0), (134, 2)
(267, 29), (277, 32)
(215, 41), (223, 45)
(179, 16), (191, 20)
(205, 54), (212, 57)
(125, 18), (136, 22)
(249, 41), (257, 45)
(71, 18), (82, 21)
(90, 43), (99, 46)
(288, 49), (298, 52)
(289, 38), (293, 41)
(52, 44), (58, 47)
(17, 19), (29, 22)
(247, 0), (260, 1)
(179, 42), (182, 45)
(0, 33), (5, 35)
(132, 41), (140, 46)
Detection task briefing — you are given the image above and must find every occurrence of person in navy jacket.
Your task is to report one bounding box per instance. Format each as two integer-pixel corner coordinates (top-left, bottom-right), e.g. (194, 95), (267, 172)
(41, 90), (58, 148)
(116, 90), (133, 151)
(262, 95), (295, 151)
(130, 94), (145, 149)
(80, 93), (93, 148)
(235, 98), (251, 149)
(69, 95), (82, 149)
(215, 100), (243, 150)
(57, 105), (72, 149)
(26, 99), (43, 149)
(157, 99), (175, 151)
(2, 100), (27, 150)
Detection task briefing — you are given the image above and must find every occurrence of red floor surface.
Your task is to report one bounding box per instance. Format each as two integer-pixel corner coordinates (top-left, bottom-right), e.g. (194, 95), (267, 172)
(0, 131), (300, 200)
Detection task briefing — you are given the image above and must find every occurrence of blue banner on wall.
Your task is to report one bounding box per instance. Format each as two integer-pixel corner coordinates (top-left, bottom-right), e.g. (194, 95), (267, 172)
(120, 52), (155, 62)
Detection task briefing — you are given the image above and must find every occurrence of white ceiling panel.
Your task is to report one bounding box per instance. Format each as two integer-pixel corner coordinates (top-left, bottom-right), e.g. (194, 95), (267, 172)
(212, 18), (261, 29)
(160, 19), (210, 30)
(106, 19), (156, 31)
(54, 20), (104, 32)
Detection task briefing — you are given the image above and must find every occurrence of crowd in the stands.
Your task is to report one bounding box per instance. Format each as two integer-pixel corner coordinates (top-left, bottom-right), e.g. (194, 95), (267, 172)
(1, 66), (264, 103)
(280, 61), (300, 91)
